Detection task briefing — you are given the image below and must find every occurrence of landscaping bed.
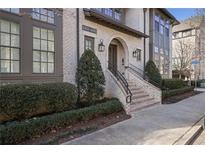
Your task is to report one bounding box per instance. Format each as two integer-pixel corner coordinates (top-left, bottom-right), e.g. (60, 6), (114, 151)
(0, 99), (129, 144)
(23, 110), (130, 145)
(163, 89), (202, 104)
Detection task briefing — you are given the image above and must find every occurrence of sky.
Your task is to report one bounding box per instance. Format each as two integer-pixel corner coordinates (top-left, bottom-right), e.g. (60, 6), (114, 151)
(167, 8), (196, 21)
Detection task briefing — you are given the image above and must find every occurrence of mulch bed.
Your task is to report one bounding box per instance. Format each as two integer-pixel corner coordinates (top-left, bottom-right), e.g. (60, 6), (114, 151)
(21, 110), (130, 145)
(163, 91), (202, 104)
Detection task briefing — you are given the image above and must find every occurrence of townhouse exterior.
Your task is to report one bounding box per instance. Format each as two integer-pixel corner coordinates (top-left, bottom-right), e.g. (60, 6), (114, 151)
(0, 8), (63, 85)
(63, 8), (178, 113)
(172, 16), (205, 80)
(0, 8), (178, 113)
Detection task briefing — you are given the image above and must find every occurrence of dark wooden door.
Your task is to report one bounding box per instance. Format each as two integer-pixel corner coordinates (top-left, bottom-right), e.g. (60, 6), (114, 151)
(108, 44), (117, 75)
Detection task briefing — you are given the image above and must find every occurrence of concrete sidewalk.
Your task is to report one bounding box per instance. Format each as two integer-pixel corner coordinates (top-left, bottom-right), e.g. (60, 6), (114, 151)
(63, 92), (205, 145)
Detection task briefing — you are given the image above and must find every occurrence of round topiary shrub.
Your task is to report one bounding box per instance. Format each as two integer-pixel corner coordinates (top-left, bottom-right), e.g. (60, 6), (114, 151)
(76, 49), (105, 104)
(145, 60), (162, 86)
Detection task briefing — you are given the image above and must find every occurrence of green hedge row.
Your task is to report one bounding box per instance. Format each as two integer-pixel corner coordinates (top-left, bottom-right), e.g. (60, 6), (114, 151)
(0, 82), (77, 122)
(161, 79), (185, 90)
(162, 86), (194, 99)
(0, 99), (123, 144)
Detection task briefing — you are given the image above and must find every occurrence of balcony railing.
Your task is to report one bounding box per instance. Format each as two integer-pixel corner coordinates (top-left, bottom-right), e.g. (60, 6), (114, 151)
(91, 8), (123, 23)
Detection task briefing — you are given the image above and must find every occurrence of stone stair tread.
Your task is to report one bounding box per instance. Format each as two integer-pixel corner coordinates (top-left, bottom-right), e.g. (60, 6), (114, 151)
(131, 96), (154, 104)
(132, 93), (149, 99)
(129, 100), (159, 113)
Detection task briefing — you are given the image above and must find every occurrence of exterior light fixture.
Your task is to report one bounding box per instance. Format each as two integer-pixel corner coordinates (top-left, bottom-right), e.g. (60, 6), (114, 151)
(98, 39), (105, 52)
(133, 50), (137, 57)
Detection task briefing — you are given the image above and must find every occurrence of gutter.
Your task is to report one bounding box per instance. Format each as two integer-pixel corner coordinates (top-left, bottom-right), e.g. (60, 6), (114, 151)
(76, 8), (80, 104)
(143, 8), (147, 79)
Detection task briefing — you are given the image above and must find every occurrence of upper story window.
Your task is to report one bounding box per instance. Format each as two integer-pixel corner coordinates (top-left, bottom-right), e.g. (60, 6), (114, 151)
(0, 19), (20, 73)
(33, 27), (55, 73)
(93, 8), (123, 22)
(32, 8), (55, 24)
(0, 8), (20, 14)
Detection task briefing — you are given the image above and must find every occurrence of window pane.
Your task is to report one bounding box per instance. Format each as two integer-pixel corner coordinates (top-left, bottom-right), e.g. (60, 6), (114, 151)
(10, 8), (19, 14)
(1, 20), (10, 33)
(33, 12), (40, 20)
(11, 22), (19, 34)
(33, 62), (40, 73)
(41, 62), (47, 73)
(48, 17), (54, 24)
(41, 29), (47, 39)
(48, 10), (54, 17)
(41, 52), (47, 62)
(41, 15), (47, 22)
(11, 60), (19, 73)
(1, 60), (10, 72)
(48, 63), (54, 73)
(33, 38), (40, 50)
(1, 33), (10, 46)
(1, 47), (10, 59)
(11, 35), (19, 47)
(41, 40), (47, 50)
(33, 50), (40, 61)
(48, 41), (54, 51)
(33, 27), (40, 38)
(11, 48), (19, 60)
(41, 9), (48, 15)
(48, 52), (54, 62)
(48, 30), (54, 41)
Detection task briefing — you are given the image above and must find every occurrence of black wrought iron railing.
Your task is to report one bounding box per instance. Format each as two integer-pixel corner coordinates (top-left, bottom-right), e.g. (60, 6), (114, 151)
(108, 63), (132, 103)
(126, 64), (161, 89)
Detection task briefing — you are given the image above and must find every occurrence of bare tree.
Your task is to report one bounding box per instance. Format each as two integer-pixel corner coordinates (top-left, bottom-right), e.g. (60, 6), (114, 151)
(173, 40), (194, 79)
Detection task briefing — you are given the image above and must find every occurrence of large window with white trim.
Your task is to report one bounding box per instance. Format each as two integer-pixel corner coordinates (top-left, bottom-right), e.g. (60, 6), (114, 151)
(33, 27), (55, 73)
(0, 19), (20, 73)
(0, 8), (20, 14)
(32, 8), (55, 24)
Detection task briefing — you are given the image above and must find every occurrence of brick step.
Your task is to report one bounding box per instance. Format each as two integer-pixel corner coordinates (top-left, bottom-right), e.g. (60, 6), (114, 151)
(132, 93), (149, 99)
(131, 96), (154, 104)
(129, 100), (160, 113)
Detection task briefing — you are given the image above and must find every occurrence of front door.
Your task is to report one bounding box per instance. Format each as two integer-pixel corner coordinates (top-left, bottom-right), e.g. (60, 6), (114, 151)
(108, 44), (117, 76)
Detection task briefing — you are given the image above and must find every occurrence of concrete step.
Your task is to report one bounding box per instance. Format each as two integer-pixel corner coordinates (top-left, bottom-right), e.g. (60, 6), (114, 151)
(131, 96), (154, 104)
(129, 100), (160, 113)
(131, 90), (145, 95)
(132, 93), (149, 99)
(173, 117), (204, 145)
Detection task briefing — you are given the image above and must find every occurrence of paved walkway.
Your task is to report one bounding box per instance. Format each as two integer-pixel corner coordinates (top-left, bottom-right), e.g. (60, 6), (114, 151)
(63, 92), (205, 145)
(193, 130), (205, 145)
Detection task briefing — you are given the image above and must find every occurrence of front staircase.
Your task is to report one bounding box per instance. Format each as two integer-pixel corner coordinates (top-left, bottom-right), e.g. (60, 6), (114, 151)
(128, 81), (160, 114)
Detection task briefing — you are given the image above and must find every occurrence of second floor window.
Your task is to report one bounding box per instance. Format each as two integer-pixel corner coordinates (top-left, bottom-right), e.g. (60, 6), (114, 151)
(33, 27), (55, 73)
(0, 19), (20, 73)
(0, 8), (20, 14)
(32, 8), (55, 24)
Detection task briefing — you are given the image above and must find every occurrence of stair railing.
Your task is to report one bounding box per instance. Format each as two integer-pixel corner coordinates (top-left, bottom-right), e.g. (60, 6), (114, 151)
(108, 63), (132, 103)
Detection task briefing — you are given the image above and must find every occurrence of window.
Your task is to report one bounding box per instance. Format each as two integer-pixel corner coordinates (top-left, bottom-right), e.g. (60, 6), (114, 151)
(0, 8), (20, 14)
(136, 49), (141, 61)
(84, 36), (94, 51)
(0, 19), (20, 73)
(104, 8), (113, 17)
(33, 27), (55, 73)
(32, 8), (55, 24)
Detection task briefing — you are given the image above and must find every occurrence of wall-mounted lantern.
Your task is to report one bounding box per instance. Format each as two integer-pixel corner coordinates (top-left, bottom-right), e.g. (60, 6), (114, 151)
(133, 50), (137, 57)
(98, 39), (105, 52)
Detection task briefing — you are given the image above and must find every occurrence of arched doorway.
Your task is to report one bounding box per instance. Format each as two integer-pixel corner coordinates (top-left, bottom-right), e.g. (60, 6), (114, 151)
(108, 38), (128, 77)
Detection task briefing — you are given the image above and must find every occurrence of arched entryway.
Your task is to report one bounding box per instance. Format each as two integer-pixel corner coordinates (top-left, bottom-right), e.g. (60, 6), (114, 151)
(108, 38), (128, 77)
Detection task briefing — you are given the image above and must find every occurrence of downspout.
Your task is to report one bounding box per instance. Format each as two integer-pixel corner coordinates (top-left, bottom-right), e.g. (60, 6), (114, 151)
(143, 8), (147, 79)
(76, 8), (80, 104)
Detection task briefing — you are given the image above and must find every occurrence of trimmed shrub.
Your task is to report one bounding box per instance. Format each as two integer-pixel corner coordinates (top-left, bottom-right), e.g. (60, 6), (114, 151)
(0, 99), (123, 144)
(162, 86), (194, 99)
(0, 82), (77, 122)
(161, 79), (185, 90)
(145, 60), (162, 86)
(76, 49), (105, 104)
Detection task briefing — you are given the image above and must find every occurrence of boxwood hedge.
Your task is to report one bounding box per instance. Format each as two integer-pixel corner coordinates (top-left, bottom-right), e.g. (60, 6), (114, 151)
(0, 99), (123, 144)
(161, 79), (185, 90)
(0, 82), (77, 122)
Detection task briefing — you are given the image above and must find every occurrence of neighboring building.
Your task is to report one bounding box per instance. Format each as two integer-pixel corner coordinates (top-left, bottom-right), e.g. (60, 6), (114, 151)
(63, 8), (177, 113)
(149, 9), (179, 78)
(172, 16), (205, 80)
(0, 8), (63, 85)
